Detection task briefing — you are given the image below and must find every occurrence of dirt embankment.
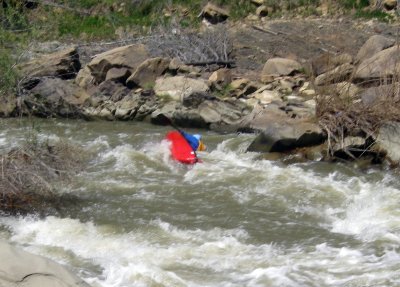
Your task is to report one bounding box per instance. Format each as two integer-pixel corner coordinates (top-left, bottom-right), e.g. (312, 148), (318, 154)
(229, 17), (399, 79)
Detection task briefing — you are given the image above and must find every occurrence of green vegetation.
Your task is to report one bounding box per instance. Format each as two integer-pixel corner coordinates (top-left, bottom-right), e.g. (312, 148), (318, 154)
(355, 9), (394, 22)
(0, 0), (397, 99)
(0, 50), (17, 97)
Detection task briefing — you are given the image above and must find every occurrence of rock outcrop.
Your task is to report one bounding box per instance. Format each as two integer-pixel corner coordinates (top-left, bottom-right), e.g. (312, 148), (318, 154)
(86, 44), (149, 84)
(23, 78), (89, 118)
(17, 47), (81, 88)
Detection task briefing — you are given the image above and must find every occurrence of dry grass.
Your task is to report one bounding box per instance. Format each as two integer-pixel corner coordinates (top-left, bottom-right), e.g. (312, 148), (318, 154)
(146, 24), (233, 67)
(0, 136), (86, 213)
(316, 77), (400, 157)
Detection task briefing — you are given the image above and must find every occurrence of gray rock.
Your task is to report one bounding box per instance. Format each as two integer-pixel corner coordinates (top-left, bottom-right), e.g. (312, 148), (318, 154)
(75, 66), (94, 89)
(18, 47), (81, 87)
(359, 83), (399, 106)
(126, 57), (170, 89)
(332, 136), (367, 156)
(354, 46), (400, 83)
(86, 81), (130, 108)
(355, 35), (395, 63)
(229, 78), (259, 98)
(105, 67), (131, 83)
(208, 68), (232, 90)
(0, 241), (90, 287)
(261, 57), (302, 79)
(245, 107), (325, 152)
(87, 44), (149, 84)
(24, 78), (89, 118)
(154, 76), (209, 101)
(375, 122), (400, 163)
(114, 93), (142, 120)
(199, 99), (247, 127)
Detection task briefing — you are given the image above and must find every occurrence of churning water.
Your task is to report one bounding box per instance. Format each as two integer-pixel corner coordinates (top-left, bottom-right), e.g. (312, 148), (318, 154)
(1, 118), (400, 287)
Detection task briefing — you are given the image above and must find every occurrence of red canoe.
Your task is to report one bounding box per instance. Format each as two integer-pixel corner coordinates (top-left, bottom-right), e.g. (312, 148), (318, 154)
(166, 131), (198, 164)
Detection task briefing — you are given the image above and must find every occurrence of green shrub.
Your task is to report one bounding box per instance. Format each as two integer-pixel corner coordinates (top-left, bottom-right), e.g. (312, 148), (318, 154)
(355, 9), (393, 22)
(339, 0), (370, 9)
(0, 49), (17, 97)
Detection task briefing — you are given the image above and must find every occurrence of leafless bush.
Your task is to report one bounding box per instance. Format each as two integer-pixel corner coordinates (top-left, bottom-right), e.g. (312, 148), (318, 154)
(317, 75), (400, 156)
(0, 135), (86, 213)
(145, 24), (233, 67)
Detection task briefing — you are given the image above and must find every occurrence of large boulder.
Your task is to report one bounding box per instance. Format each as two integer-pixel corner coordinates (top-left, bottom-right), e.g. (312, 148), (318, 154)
(126, 57), (170, 88)
(87, 44), (149, 84)
(354, 46), (400, 83)
(261, 58), (302, 81)
(245, 107), (326, 153)
(24, 78), (89, 118)
(154, 76), (209, 101)
(0, 241), (90, 287)
(355, 35), (395, 63)
(18, 47), (81, 86)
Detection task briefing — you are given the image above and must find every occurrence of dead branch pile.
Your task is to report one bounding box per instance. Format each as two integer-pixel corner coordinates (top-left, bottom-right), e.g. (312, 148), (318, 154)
(317, 81), (400, 155)
(0, 137), (86, 213)
(145, 24), (233, 67)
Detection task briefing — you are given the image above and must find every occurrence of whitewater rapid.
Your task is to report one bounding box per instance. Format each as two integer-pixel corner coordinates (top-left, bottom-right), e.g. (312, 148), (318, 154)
(1, 119), (400, 287)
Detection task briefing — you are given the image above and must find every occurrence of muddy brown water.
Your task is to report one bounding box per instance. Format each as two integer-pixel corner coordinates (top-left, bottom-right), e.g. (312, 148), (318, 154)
(1, 118), (400, 287)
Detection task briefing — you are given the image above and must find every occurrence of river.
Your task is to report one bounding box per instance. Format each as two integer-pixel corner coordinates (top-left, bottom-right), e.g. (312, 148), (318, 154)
(1, 118), (400, 287)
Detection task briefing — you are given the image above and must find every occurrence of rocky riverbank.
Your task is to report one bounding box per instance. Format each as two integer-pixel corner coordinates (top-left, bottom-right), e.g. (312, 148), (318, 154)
(2, 15), (400, 167)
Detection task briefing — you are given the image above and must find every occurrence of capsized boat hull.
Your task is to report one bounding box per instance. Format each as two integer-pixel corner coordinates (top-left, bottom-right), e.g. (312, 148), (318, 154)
(166, 131), (198, 164)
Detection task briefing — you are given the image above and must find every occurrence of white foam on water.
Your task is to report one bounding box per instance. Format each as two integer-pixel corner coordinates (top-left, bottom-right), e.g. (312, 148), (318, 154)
(0, 216), (280, 287)
(2, 211), (400, 287)
(85, 135), (111, 151)
(3, 126), (400, 286)
(184, 138), (400, 249)
(327, 177), (400, 245)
